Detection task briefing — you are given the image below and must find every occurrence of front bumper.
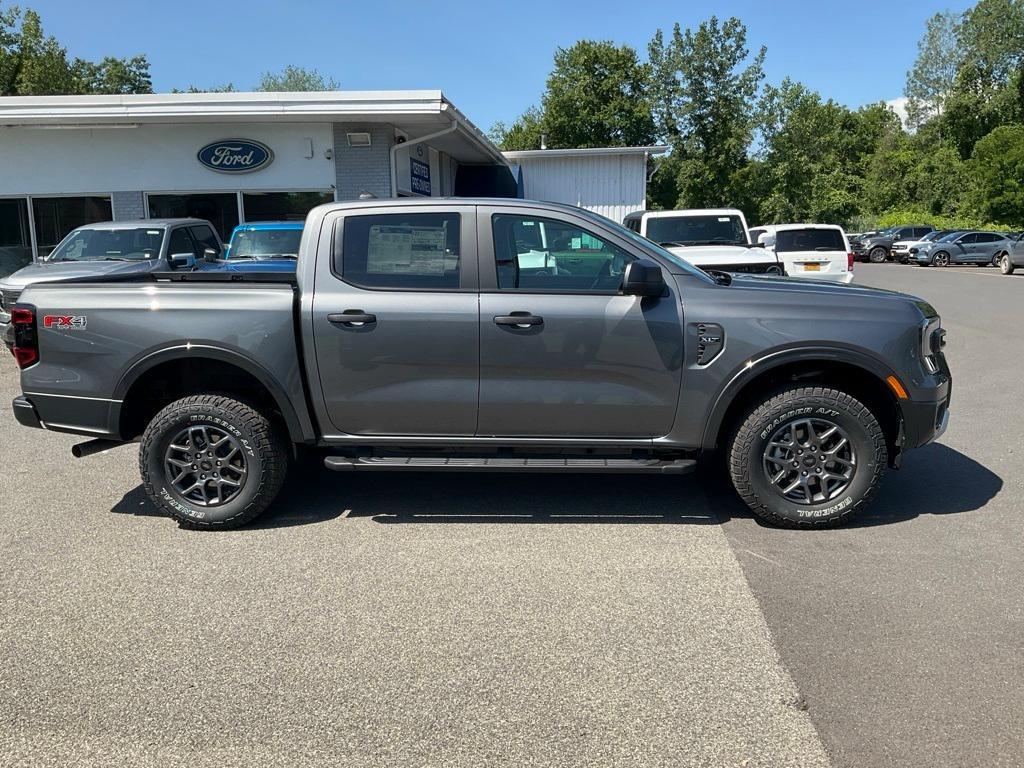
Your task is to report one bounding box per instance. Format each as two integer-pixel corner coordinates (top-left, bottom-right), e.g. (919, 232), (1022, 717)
(900, 390), (951, 449)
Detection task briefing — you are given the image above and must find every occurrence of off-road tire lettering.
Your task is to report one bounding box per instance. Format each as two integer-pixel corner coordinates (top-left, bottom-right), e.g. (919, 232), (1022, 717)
(140, 395), (287, 529)
(729, 386), (887, 528)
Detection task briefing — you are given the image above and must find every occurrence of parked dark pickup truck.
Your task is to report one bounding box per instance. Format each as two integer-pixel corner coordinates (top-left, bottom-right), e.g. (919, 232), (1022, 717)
(9, 199), (951, 529)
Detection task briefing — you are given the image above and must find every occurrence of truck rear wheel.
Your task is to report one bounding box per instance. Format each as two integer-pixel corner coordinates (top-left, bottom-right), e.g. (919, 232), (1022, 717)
(728, 387), (887, 527)
(139, 395), (288, 529)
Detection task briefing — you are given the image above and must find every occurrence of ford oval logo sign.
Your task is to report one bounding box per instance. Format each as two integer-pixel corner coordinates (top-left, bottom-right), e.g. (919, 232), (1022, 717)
(197, 139), (273, 173)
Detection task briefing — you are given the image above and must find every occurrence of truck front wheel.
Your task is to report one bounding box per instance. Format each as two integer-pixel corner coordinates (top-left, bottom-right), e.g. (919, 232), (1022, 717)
(728, 387), (887, 527)
(139, 395), (288, 529)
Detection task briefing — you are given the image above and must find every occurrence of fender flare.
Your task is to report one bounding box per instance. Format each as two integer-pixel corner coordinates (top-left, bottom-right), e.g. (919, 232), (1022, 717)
(112, 343), (316, 443)
(700, 344), (903, 450)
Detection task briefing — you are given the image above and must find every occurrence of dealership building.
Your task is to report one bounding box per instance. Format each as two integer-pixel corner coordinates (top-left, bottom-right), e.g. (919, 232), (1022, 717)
(0, 90), (659, 272)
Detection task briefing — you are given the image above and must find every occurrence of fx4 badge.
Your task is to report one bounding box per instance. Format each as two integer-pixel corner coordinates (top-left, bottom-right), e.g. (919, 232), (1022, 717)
(43, 315), (87, 330)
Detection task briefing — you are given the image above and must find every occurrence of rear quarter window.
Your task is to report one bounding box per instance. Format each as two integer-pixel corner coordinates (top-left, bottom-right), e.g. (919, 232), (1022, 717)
(775, 229), (845, 252)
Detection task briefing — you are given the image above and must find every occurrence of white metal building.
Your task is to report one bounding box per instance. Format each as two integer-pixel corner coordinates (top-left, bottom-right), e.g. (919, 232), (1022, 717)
(503, 146), (668, 224)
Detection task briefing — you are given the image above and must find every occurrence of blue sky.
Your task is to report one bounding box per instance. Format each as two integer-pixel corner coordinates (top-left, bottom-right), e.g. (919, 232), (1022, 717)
(29, 0), (973, 132)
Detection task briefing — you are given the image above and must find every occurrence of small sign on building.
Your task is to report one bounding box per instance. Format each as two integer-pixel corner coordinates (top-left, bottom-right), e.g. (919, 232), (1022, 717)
(410, 158), (431, 196)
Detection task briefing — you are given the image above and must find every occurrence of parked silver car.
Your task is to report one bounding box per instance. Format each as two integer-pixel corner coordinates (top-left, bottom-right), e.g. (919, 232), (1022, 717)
(911, 231), (1011, 266)
(996, 233), (1024, 274)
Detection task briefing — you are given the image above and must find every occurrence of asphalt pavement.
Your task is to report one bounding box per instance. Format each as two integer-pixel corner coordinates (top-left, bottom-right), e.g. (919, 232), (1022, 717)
(0, 263), (1020, 767)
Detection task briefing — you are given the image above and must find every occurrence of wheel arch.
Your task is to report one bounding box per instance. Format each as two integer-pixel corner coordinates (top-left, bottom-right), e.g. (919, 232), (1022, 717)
(113, 344), (315, 444)
(703, 347), (905, 464)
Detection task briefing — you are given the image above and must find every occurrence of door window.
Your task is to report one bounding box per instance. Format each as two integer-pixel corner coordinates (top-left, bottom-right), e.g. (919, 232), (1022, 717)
(492, 214), (635, 292)
(337, 212), (461, 290)
(975, 232), (1000, 243)
(189, 225), (222, 257)
(167, 228), (197, 257)
(958, 233), (979, 244)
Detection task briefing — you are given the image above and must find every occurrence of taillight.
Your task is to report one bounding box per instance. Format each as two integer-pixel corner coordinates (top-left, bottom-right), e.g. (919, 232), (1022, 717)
(11, 305), (38, 369)
(847, 252), (855, 271)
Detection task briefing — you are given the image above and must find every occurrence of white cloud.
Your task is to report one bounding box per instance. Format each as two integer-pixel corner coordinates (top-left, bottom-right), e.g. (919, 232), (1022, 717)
(886, 97), (909, 127)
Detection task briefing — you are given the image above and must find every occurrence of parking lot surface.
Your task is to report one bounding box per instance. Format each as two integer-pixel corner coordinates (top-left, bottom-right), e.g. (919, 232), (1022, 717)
(0, 263), (1020, 767)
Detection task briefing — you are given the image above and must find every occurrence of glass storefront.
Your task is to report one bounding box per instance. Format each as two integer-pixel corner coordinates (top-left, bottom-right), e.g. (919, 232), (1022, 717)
(147, 193), (240, 242)
(0, 198), (33, 278)
(241, 191), (333, 222)
(32, 196), (112, 258)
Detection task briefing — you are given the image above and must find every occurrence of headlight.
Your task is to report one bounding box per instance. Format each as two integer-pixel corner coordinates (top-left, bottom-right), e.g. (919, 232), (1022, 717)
(920, 316), (944, 373)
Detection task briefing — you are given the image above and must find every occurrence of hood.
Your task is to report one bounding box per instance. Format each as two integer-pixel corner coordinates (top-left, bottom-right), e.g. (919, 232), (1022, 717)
(663, 244), (776, 266)
(0, 259), (158, 288)
(217, 259), (297, 273)
(726, 272), (926, 304)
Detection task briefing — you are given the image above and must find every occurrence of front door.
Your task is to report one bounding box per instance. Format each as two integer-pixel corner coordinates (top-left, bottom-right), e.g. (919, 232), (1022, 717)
(312, 206), (479, 435)
(476, 209), (684, 438)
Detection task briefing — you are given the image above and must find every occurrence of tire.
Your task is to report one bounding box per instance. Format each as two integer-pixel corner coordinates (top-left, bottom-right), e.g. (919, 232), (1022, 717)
(869, 247), (888, 264)
(728, 386), (887, 528)
(139, 395), (288, 529)
(1000, 253), (1015, 275)
(932, 251), (950, 267)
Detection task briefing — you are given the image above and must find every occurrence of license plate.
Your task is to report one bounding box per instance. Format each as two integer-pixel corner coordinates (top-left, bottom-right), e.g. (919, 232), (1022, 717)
(803, 263), (821, 271)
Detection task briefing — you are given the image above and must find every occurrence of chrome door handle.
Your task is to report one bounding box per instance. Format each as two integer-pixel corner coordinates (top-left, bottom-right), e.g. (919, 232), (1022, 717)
(328, 311), (377, 326)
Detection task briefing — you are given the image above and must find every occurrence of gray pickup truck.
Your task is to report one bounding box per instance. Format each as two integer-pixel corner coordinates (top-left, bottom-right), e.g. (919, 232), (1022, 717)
(8, 199), (951, 529)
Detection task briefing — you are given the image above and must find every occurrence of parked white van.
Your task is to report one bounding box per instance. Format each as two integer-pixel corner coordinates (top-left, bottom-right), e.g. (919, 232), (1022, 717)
(752, 224), (854, 283)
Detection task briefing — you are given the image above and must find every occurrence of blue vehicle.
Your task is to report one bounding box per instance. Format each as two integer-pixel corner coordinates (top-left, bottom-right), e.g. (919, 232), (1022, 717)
(205, 221), (303, 272)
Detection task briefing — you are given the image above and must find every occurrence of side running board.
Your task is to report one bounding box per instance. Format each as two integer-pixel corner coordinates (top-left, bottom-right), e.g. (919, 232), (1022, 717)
(324, 456), (696, 475)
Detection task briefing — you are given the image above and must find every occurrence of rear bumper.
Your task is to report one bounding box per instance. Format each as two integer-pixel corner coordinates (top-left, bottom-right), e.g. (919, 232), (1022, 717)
(12, 395), (43, 429)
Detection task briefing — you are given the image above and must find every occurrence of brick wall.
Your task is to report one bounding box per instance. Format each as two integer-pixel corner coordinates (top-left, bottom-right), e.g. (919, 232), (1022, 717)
(111, 190), (146, 220)
(332, 123), (393, 200)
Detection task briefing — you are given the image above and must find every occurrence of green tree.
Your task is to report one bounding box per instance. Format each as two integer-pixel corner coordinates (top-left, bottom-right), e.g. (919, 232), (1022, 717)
(647, 16), (766, 208)
(539, 41), (655, 148)
(495, 41), (655, 151)
(0, 4), (150, 96)
(257, 65), (338, 92)
(966, 124), (1024, 225)
(905, 11), (961, 128)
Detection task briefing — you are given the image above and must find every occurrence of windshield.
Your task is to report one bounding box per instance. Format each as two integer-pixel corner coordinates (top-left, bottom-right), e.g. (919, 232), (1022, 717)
(46, 228), (165, 262)
(936, 231), (966, 242)
(921, 231), (947, 242)
(775, 228), (846, 252)
(229, 229), (302, 259)
(645, 214), (748, 247)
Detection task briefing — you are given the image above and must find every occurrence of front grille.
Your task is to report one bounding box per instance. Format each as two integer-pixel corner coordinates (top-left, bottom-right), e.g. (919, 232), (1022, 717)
(0, 288), (22, 312)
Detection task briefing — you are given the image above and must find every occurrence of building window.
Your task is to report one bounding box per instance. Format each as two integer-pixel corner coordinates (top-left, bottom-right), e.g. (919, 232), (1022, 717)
(242, 191), (333, 222)
(0, 198), (33, 277)
(32, 196), (112, 258)
(148, 193), (239, 242)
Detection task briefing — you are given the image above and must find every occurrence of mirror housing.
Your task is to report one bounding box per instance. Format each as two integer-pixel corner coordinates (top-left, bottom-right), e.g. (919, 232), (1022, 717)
(169, 252), (196, 270)
(622, 259), (666, 297)
(203, 247), (219, 262)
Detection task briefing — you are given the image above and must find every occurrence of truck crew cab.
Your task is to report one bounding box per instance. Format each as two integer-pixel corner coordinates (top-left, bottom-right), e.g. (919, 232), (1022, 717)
(9, 199), (951, 529)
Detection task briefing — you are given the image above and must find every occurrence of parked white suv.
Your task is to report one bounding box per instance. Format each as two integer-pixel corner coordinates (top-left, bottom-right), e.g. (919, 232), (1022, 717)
(624, 209), (783, 276)
(752, 224), (854, 283)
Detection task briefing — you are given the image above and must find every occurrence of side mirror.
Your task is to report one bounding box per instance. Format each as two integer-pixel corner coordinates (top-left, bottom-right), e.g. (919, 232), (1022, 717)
(169, 252), (197, 270)
(622, 259), (666, 297)
(203, 247), (219, 262)
(760, 235), (776, 249)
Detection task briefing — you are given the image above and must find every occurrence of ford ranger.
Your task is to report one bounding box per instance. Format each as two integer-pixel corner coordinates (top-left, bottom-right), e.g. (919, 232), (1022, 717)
(8, 199), (951, 529)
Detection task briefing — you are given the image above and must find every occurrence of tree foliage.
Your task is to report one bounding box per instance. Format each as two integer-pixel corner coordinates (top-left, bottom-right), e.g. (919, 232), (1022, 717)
(256, 65), (338, 92)
(648, 17), (765, 208)
(0, 4), (151, 95)
(495, 41), (655, 151)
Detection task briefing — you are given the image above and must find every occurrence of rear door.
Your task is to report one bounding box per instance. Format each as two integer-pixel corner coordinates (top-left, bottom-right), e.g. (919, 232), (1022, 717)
(972, 232), (1001, 263)
(476, 207), (684, 438)
(775, 228), (849, 279)
(311, 205), (480, 435)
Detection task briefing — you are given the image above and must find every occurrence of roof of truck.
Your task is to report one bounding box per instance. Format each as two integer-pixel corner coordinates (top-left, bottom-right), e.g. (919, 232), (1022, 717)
(74, 218), (212, 230)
